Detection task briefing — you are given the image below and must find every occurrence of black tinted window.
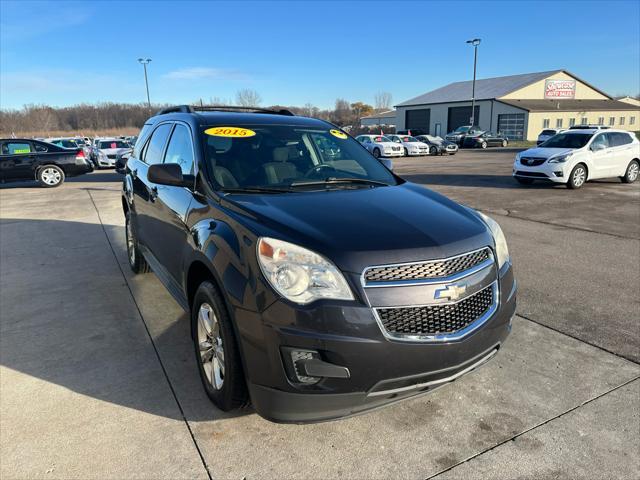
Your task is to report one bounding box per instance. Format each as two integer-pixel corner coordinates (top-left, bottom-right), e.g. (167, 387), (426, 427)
(143, 124), (172, 165)
(163, 124), (194, 175)
(611, 132), (633, 146)
(34, 142), (48, 152)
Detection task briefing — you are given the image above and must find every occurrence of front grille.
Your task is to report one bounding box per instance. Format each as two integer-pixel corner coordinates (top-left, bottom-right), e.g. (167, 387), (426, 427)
(392, 146), (401, 151)
(520, 157), (546, 166)
(515, 171), (548, 178)
(364, 248), (491, 283)
(107, 154), (117, 159)
(376, 285), (494, 337)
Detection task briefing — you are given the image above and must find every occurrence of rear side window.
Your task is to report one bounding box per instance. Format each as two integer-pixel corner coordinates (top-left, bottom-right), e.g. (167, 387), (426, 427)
(610, 132), (633, 147)
(2, 142), (32, 155)
(163, 124), (194, 175)
(142, 123), (173, 165)
(34, 143), (48, 152)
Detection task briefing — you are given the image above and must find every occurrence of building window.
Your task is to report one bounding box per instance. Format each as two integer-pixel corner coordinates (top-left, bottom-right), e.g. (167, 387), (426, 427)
(619, 117), (625, 126)
(581, 117), (588, 125)
(556, 118), (563, 128)
(542, 118), (550, 128)
(609, 117), (615, 126)
(597, 117), (604, 125)
(569, 118), (576, 126)
(631, 117), (636, 126)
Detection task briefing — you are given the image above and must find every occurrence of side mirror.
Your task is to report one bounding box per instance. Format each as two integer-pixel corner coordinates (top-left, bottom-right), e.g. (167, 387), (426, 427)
(148, 163), (194, 187)
(591, 143), (606, 152)
(380, 158), (393, 171)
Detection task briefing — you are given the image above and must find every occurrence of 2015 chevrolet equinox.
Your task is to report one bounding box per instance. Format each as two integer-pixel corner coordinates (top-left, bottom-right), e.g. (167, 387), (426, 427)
(122, 105), (517, 423)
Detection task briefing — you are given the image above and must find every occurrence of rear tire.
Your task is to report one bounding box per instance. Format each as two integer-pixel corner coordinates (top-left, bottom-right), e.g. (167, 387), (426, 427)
(192, 281), (249, 411)
(621, 160), (639, 183)
(567, 164), (587, 189)
(515, 177), (534, 185)
(125, 211), (150, 274)
(37, 165), (65, 187)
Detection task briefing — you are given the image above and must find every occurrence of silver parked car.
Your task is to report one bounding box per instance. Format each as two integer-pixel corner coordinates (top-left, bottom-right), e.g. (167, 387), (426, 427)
(386, 134), (430, 156)
(355, 134), (404, 158)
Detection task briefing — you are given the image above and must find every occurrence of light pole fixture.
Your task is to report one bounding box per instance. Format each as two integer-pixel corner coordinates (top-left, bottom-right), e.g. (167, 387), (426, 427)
(137, 58), (152, 109)
(465, 38), (481, 126)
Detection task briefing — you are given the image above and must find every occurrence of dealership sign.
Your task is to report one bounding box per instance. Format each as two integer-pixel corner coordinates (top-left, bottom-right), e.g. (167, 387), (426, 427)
(544, 79), (576, 99)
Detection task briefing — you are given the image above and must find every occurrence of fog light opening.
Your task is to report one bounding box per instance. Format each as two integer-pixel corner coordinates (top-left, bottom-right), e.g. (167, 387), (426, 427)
(291, 350), (321, 384)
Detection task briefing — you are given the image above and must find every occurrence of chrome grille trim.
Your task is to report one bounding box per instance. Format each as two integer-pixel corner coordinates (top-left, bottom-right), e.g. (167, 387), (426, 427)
(361, 247), (494, 288)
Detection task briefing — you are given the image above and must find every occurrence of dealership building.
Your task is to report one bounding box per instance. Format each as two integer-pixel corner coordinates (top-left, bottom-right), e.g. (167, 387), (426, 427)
(395, 70), (640, 140)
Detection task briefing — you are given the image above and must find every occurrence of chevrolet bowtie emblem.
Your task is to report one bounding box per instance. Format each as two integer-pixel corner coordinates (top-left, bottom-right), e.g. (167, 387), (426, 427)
(435, 284), (467, 301)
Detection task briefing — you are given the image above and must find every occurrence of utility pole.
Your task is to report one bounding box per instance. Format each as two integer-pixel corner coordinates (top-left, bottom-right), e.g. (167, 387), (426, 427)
(137, 58), (152, 109)
(466, 39), (481, 126)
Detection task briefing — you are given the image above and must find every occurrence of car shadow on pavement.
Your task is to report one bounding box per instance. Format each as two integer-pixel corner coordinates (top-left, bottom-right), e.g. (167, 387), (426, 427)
(0, 217), (254, 423)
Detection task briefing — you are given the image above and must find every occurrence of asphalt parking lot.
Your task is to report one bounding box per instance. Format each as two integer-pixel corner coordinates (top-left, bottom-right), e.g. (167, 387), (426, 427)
(1, 149), (639, 479)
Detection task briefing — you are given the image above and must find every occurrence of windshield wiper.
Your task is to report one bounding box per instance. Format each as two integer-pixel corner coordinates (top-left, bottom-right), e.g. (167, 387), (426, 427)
(221, 186), (292, 194)
(290, 177), (391, 188)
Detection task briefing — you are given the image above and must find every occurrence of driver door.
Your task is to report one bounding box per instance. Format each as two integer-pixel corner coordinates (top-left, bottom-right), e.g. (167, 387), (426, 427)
(588, 133), (616, 179)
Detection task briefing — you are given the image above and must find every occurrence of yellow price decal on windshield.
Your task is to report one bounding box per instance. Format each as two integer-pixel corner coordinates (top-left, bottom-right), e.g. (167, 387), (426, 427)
(205, 126), (256, 138)
(329, 129), (348, 139)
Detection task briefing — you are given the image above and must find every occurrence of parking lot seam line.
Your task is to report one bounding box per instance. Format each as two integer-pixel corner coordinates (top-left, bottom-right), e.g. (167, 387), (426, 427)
(85, 190), (213, 480)
(426, 376), (640, 480)
(516, 313), (640, 366)
(486, 209), (640, 241)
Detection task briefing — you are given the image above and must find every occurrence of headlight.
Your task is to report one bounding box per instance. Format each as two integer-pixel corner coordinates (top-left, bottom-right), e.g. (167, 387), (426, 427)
(257, 237), (354, 304)
(477, 212), (510, 269)
(548, 153), (572, 163)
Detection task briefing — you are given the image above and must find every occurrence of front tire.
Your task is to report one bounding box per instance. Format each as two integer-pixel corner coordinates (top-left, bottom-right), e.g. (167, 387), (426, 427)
(373, 148), (380, 159)
(502, 140), (508, 147)
(37, 165), (65, 187)
(430, 146), (437, 155)
(192, 281), (249, 411)
(481, 141), (488, 149)
(567, 164), (587, 189)
(621, 160), (639, 183)
(403, 147), (409, 157)
(125, 211), (150, 274)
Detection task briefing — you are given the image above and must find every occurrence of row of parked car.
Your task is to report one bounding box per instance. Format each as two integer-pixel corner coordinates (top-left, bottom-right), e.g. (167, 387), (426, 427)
(355, 134), (459, 158)
(40, 136), (137, 169)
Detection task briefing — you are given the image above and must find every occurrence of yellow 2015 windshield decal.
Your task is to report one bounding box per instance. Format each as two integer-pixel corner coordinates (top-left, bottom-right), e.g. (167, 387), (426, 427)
(205, 127), (256, 138)
(329, 129), (348, 139)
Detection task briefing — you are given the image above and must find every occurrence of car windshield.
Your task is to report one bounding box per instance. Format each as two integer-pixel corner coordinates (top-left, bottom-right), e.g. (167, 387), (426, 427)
(99, 140), (128, 149)
(402, 136), (419, 142)
(203, 125), (398, 191)
(374, 136), (391, 143)
(540, 133), (593, 149)
(453, 126), (470, 133)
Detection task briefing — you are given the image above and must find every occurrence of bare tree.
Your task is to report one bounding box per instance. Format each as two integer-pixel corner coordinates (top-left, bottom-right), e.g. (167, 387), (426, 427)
(235, 89), (262, 107)
(374, 91), (393, 111)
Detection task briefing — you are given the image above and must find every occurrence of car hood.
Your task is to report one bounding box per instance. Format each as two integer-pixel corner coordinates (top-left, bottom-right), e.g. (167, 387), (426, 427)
(225, 183), (493, 273)
(520, 147), (574, 158)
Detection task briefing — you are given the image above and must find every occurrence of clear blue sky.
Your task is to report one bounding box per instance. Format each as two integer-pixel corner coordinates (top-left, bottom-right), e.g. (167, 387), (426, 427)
(1, 0), (639, 110)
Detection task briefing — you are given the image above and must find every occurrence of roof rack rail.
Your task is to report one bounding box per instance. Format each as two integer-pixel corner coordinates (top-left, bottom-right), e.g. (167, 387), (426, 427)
(157, 105), (193, 115)
(191, 105), (295, 116)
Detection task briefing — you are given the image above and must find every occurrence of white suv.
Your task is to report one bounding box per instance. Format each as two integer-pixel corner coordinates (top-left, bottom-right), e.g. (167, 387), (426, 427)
(513, 129), (640, 189)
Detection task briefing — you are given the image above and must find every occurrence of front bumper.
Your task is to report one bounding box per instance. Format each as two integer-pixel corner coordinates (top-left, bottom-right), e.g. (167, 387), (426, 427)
(97, 157), (116, 167)
(513, 161), (568, 183)
(382, 151), (404, 158)
(407, 149), (429, 156)
(235, 264), (516, 423)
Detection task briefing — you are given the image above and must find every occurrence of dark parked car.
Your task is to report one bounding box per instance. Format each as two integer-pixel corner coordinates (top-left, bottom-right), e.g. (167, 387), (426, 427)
(0, 138), (93, 187)
(462, 131), (509, 149)
(445, 125), (483, 145)
(415, 135), (459, 155)
(122, 105), (516, 423)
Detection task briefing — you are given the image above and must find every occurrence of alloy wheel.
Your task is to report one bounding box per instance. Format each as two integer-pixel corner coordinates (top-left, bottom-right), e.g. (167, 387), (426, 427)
(628, 162), (639, 182)
(197, 302), (225, 390)
(573, 166), (586, 187)
(41, 168), (61, 185)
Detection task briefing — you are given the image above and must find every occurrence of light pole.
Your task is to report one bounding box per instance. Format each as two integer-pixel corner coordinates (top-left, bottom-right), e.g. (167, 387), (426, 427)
(137, 58), (152, 109)
(466, 38), (481, 126)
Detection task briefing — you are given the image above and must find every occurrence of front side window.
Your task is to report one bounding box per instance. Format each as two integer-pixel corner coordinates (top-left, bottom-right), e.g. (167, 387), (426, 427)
(202, 124), (398, 190)
(2, 142), (32, 155)
(143, 123), (173, 165)
(163, 124), (194, 175)
(540, 133), (593, 149)
(51, 139), (78, 148)
(590, 133), (609, 150)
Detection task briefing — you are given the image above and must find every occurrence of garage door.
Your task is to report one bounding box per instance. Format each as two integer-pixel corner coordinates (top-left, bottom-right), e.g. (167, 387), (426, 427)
(405, 109), (430, 134)
(447, 106), (480, 132)
(497, 113), (525, 141)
